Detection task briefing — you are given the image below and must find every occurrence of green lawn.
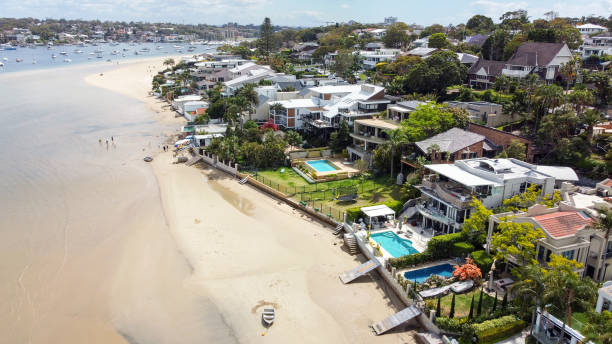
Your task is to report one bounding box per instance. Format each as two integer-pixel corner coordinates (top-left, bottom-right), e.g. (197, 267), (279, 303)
(437, 289), (498, 318)
(254, 167), (402, 212)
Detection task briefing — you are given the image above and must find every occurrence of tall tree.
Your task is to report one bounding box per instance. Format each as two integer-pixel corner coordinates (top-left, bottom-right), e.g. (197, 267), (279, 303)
(510, 264), (547, 335)
(258, 17), (275, 57)
(544, 255), (598, 343)
(466, 15), (495, 33)
(461, 198), (493, 245)
(383, 22), (410, 49)
(382, 128), (408, 181)
(428, 33), (450, 49)
(491, 218), (545, 268)
(449, 293), (456, 318)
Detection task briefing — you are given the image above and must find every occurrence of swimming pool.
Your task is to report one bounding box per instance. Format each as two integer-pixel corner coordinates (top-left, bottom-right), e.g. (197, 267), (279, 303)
(404, 263), (455, 283)
(369, 231), (419, 258)
(305, 160), (339, 173)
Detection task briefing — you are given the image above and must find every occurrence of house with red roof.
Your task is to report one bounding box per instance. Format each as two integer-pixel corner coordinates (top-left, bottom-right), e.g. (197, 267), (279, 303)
(488, 203), (595, 275)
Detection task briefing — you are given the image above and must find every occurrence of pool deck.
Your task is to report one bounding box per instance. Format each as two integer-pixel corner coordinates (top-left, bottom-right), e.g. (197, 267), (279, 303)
(298, 157), (360, 177)
(356, 226), (425, 260)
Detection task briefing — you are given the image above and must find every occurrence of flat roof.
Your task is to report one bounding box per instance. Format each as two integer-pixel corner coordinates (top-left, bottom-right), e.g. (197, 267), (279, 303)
(426, 164), (502, 187)
(361, 205), (395, 217)
(355, 118), (399, 130)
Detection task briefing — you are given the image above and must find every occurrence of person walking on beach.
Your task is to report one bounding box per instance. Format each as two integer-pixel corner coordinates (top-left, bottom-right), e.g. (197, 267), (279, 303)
(111, 136), (114, 142)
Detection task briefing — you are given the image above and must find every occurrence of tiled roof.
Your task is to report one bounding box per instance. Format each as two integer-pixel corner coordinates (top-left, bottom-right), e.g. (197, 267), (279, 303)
(468, 59), (506, 76)
(533, 211), (592, 238)
(415, 128), (485, 154)
(506, 42), (566, 67)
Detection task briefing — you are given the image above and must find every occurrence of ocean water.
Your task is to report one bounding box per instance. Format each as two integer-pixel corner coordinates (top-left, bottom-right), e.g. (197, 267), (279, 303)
(0, 43), (218, 73)
(0, 63), (235, 343)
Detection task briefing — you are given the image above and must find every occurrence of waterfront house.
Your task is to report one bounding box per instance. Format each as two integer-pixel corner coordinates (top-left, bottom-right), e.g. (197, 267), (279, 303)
(269, 84), (388, 132)
(183, 101), (209, 122)
(222, 67), (274, 96)
(414, 158), (576, 234)
(172, 95), (202, 114)
(347, 118), (400, 165)
(488, 204), (593, 273)
(501, 42), (572, 82)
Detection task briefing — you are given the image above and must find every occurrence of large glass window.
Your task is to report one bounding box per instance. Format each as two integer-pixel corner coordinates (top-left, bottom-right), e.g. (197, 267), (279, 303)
(562, 250), (575, 260)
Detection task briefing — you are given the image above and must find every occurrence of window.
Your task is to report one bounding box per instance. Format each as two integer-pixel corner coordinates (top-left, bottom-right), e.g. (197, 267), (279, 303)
(562, 250), (575, 260)
(519, 182), (527, 193)
(461, 153), (467, 159)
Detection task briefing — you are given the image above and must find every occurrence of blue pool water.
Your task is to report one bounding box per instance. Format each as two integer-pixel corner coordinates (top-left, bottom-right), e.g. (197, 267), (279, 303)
(404, 264), (455, 283)
(370, 231), (419, 258)
(305, 160), (338, 172)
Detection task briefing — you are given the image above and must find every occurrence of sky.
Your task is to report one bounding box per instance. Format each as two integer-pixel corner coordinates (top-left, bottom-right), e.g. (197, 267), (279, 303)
(3, 0), (611, 27)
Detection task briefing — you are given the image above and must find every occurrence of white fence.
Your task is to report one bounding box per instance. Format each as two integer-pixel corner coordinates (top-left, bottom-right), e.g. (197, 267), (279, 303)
(201, 152), (238, 176)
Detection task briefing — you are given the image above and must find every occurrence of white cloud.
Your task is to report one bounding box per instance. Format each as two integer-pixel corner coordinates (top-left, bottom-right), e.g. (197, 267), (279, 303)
(470, 0), (529, 21)
(341, 4), (349, 9)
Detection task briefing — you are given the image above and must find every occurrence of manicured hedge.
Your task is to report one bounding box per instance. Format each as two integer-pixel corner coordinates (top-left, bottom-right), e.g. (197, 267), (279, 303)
(435, 316), (468, 333)
(390, 232), (467, 269)
(471, 250), (493, 275)
(346, 199), (404, 222)
(428, 232), (466, 259)
(472, 315), (525, 344)
(452, 242), (475, 257)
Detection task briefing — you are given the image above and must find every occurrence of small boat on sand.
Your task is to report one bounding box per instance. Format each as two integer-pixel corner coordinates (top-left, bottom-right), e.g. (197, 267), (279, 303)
(143, 156), (153, 162)
(262, 308), (275, 326)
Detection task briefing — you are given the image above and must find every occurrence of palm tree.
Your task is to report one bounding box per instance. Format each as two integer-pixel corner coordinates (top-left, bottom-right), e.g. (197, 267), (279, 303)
(163, 58), (175, 69)
(579, 109), (602, 143)
(543, 261), (598, 343)
(510, 264), (547, 335)
(382, 129), (408, 182)
(237, 84), (259, 120)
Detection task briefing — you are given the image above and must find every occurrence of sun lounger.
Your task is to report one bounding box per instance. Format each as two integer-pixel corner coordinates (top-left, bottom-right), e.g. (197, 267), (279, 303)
(419, 285), (451, 299)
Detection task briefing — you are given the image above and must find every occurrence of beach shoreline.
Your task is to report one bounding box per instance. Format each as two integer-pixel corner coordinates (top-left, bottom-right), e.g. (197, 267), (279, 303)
(86, 57), (416, 343)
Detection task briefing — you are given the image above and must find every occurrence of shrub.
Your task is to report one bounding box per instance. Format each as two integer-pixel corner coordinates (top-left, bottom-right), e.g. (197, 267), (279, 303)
(452, 242), (475, 257)
(471, 250), (493, 275)
(428, 232), (465, 259)
(435, 316), (467, 333)
(390, 232), (466, 269)
(471, 315), (525, 344)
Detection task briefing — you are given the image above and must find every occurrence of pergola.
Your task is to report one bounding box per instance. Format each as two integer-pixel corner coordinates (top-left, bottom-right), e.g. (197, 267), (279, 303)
(360, 205), (395, 229)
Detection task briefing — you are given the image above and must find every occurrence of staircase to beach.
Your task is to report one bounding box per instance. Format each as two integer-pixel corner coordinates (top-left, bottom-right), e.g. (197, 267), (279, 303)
(343, 233), (358, 255)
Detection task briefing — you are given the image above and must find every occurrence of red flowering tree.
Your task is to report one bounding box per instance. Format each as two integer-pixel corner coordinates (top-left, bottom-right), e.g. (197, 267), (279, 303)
(452, 258), (482, 281)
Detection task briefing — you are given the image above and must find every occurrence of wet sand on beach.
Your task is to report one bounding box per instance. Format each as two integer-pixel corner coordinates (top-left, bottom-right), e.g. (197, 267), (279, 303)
(0, 56), (416, 343)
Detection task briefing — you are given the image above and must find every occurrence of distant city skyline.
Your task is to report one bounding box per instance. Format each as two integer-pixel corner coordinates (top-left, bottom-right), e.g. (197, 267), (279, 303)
(3, 0), (611, 27)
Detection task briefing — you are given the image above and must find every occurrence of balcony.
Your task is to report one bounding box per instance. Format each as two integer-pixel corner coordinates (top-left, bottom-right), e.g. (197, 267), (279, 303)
(349, 132), (387, 144)
(416, 203), (453, 225)
(421, 179), (473, 209)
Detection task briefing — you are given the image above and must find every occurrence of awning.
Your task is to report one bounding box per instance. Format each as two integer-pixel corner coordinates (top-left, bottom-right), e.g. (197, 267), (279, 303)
(361, 205), (395, 218)
(425, 164), (502, 187)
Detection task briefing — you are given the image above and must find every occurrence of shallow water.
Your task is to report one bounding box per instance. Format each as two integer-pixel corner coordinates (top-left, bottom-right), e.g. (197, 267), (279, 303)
(0, 64), (235, 343)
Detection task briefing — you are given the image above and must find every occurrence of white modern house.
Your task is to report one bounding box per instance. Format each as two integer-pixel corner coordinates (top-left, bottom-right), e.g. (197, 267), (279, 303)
(172, 95), (202, 114)
(576, 23), (608, 36)
(269, 84), (388, 130)
(356, 48), (401, 70)
(414, 158), (578, 234)
(578, 33), (612, 59)
(183, 101), (209, 121)
(222, 66), (274, 96)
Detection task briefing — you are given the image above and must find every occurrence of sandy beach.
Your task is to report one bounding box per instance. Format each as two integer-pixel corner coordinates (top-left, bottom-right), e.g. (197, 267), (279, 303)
(86, 57), (418, 342)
